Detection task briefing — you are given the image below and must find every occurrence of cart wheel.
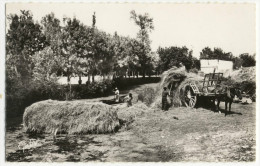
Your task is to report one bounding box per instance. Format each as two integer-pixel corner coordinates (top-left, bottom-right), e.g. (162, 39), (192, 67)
(183, 84), (197, 108)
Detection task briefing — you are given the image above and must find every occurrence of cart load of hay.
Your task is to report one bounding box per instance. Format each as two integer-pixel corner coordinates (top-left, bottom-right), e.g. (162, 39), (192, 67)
(23, 100), (120, 134)
(151, 66), (204, 108)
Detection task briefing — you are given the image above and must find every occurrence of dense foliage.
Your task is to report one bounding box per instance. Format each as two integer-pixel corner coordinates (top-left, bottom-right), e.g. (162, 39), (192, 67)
(239, 53), (256, 67)
(157, 46), (200, 72)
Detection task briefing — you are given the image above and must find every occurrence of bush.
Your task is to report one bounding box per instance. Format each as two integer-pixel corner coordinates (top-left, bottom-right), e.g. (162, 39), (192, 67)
(6, 79), (65, 117)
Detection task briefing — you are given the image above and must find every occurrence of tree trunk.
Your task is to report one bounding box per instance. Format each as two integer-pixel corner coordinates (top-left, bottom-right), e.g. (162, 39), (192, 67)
(67, 75), (71, 100)
(67, 75), (70, 85)
(88, 74), (91, 83)
(78, 75), (82, 85)
(92, 74), (95, 82)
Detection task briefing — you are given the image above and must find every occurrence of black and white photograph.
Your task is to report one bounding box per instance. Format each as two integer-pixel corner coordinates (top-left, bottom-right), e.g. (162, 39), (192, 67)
(1, 0), (259, 163)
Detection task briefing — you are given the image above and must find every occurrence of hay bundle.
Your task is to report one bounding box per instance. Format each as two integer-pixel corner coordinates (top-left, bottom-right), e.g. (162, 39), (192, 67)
(23, 100), (120, 134)
(152, 66), (204, 108)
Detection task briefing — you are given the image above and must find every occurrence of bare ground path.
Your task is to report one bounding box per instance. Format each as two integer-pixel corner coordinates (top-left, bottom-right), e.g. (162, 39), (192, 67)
(5, 83), (256, 162)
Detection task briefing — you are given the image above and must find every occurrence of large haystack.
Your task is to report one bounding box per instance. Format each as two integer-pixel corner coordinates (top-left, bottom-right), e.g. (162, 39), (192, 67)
(23, 100), (120, 134)
(151, 66), (204, 108)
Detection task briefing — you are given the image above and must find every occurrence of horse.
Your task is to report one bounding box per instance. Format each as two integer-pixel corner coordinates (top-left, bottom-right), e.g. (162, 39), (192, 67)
(214, 87), (242, 113)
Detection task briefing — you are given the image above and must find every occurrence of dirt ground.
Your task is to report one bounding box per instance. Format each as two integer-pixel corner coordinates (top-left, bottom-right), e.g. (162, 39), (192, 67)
(5, 83), (256, 162)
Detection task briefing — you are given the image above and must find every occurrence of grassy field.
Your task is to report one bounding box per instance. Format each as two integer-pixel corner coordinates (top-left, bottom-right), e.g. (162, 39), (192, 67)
(6, 83), (256, 162)
(129, 103), (255, 162)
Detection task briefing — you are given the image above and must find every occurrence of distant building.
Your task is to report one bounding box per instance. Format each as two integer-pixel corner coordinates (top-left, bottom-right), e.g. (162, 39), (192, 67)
(200, 59), (233, 77)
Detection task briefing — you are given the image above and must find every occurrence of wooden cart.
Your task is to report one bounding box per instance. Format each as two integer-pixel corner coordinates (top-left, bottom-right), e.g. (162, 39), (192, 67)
(180, 72), (224, 108)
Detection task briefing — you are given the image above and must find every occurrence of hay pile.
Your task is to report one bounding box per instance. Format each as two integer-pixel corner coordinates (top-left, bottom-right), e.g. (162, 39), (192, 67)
(135, 86), (156, 106)
(116, 102), (149, 122)
(230, 66), (255, 82)
(151, 66), (204, 108)
(221, 67), (256, 97)
(23, 100), (120, 134)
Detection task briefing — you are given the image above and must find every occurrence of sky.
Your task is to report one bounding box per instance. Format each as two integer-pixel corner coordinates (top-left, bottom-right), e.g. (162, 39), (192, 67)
(6, 3), (256, 58)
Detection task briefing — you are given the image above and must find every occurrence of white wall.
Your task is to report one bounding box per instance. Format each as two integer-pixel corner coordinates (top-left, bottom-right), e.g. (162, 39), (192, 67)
(200, 59), (233, 77)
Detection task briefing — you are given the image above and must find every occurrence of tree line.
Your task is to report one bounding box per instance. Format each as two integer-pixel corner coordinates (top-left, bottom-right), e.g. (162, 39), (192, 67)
(6, 10), (255, 88)
(6, 10), (158, 87)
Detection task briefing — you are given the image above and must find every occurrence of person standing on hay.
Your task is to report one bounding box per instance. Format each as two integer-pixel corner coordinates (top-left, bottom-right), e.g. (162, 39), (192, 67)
(114, 87), (120, 102)
(162, 87), (169, 111)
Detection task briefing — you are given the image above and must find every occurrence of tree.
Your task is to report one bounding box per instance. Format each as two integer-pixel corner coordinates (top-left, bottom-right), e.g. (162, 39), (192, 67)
(40, 13), (65, 76)
(200, 47), (233, 61)
(239, 53), (256, 67)
(232, 56), (242, 69)
(110, 34), (140, 78)
(60, 17), (94, 86)
(32, 47), (60, 82)
(41, 13), (62, 55)
(6, 10), (47, 80)
(87, 12), (111, 82)
(130, 10), (154, 78)
(200, 47), (213, 59)
(157, 46), (197, 72)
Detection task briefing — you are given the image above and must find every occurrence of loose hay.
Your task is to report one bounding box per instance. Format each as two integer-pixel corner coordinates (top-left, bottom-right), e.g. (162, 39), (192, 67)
(230, 66), (255, 82)
(116, 102), (149, 122)
(23, 100), (120, 134)
(136, 86), (156, 106)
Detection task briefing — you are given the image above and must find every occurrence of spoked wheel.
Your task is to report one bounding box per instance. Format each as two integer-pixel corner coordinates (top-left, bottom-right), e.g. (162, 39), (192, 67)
(183, 84), (197, 108)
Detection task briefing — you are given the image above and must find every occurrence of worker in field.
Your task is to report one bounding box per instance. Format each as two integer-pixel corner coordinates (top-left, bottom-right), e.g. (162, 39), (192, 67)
(162, 87), (169, 111)
(114, 87), (120, 102)
(125, 93), (133, 107)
